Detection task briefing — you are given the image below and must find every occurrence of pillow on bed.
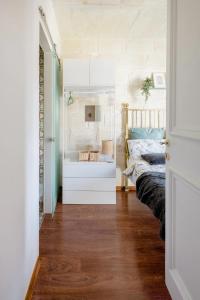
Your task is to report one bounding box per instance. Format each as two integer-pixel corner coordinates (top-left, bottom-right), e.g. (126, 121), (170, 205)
(127, 139), (165, 160)
(129, 128), (165, 140)
(141, 153), (165, 165)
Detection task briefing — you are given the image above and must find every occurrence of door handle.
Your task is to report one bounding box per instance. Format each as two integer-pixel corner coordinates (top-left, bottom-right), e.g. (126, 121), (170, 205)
(165, 152), (170, 160)
(161, 139), (169, 145)
(47, 137), (55, 143)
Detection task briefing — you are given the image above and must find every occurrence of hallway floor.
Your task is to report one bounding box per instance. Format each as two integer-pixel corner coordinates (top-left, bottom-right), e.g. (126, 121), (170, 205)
(32, 192), (171, 300)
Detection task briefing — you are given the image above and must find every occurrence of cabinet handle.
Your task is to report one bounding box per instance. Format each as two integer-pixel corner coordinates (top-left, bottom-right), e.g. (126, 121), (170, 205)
(47, 137), (55, 143)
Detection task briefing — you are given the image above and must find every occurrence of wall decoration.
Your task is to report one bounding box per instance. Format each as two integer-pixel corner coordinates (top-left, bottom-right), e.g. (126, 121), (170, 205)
(141, 77), (154, 102)
(67, 91), (74, 105)
(153, 72), (166, 89)
(85, 105), (101, 122)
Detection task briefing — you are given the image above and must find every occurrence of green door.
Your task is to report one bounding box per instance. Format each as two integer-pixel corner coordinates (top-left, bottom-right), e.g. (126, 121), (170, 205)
(51, 52), (60, 215)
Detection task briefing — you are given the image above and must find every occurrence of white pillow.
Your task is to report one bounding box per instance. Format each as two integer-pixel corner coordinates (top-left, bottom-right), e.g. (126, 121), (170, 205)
(127, 139), (165, 161)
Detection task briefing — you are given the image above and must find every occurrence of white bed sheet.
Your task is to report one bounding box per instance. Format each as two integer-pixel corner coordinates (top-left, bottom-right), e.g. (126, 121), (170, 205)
(123, 139), (166, 184)
(124, 157), (165, 184)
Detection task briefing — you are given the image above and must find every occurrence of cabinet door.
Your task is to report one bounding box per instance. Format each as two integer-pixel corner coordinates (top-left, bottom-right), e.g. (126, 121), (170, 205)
(63, 59), (90, 87)
(63, 178), (116, 191)
(90, 59), (115, 87)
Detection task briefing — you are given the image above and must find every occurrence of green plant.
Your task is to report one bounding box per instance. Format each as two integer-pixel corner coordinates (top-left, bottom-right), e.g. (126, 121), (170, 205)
(67, 91), (74, 105)
(141, 77), (154, 101)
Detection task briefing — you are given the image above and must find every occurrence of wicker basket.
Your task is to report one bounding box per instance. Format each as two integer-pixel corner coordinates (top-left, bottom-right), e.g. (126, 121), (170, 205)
(79, 151), (89, 161)
(89, 151), (100, 161)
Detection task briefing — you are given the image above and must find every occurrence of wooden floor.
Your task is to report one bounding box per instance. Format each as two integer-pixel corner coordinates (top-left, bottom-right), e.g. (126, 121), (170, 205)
(32, 191), (171, 300)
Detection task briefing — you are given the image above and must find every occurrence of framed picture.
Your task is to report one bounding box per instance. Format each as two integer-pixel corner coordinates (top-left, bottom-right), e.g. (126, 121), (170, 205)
(153, 72), (166, 89)
(85, 105), (101, 122)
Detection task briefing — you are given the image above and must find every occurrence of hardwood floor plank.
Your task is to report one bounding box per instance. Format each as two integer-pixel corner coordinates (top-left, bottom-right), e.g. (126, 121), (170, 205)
(32, 191), (171, 300)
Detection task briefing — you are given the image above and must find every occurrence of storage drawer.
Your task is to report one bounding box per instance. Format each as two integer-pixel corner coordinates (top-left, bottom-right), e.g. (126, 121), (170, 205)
(63, 162), (116, 178)
(63, 177), (116, 192)
(63, 191), (116, 204)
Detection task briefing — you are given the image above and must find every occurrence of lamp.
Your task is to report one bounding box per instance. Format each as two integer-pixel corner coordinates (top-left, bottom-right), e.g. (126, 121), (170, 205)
(102, 140), (113, 157)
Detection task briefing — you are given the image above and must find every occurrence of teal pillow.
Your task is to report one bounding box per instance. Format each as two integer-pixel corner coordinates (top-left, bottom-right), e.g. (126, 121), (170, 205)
(129, 128), (164, 140)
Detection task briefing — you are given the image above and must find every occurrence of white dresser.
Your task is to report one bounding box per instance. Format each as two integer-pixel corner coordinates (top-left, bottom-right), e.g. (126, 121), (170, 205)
(62, 161), (116, 204)
(63, 58), (116, 204)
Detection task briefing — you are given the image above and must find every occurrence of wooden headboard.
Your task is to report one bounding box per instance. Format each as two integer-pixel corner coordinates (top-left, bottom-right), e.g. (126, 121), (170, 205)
(122, 103), (166, 190)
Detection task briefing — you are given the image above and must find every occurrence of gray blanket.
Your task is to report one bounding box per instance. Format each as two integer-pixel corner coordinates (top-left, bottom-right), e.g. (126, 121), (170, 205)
(136, 171), (165, 240)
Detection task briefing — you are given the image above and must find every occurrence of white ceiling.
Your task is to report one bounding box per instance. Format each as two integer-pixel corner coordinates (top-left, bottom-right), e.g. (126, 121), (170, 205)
(52, 0), (167, 41)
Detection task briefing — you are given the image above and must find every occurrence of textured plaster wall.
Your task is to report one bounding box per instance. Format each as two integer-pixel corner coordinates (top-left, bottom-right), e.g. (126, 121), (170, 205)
(62, 36), (166, 184)
(58, 1), (167, 185)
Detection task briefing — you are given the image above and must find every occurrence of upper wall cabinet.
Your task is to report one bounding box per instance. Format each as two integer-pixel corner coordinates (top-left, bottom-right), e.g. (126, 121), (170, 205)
(63, 59), (90, 87)
(63, 58), (115, 88)
(90, 59), (115, 87)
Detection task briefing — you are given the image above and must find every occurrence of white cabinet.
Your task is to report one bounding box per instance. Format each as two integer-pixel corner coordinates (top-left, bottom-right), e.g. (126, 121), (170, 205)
(63, 58), (115, 87)
(63, 191), (116, 205)
(63, 161), (116, 178)
(62, 162), (116, 204)
(62, 59), (116, 205)
(90, 59), (115, 87)
(63, 59), (90, 87)
(63, 178), (116, 191)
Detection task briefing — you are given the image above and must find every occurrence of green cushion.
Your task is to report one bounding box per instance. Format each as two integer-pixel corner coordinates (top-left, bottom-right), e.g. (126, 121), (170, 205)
(129, 128), (165, 140)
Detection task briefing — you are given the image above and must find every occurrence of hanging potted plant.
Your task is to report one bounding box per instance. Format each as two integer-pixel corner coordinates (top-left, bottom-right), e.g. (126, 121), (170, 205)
(67, 91), (74, 105)
(141, 77), (154, 102)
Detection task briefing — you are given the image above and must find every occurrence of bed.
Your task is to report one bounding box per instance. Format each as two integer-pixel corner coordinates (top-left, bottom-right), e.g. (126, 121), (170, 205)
(122, 104), (166, 239)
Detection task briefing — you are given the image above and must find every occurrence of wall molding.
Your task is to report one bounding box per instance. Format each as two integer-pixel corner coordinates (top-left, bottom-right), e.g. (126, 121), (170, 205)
(168, 166), (200, 192)
(170, 128), (200, 141)
(166, 166), (200, 300)
(167, 0), (200, 141)
(167, 269), (192, 300)
(25, 257), (40, 300)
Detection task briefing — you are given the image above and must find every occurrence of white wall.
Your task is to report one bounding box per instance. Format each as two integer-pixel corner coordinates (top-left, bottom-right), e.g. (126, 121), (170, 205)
(39, 0), (61, 55)
(0, 1), (60, 299)
(0, 1), (39, 299)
